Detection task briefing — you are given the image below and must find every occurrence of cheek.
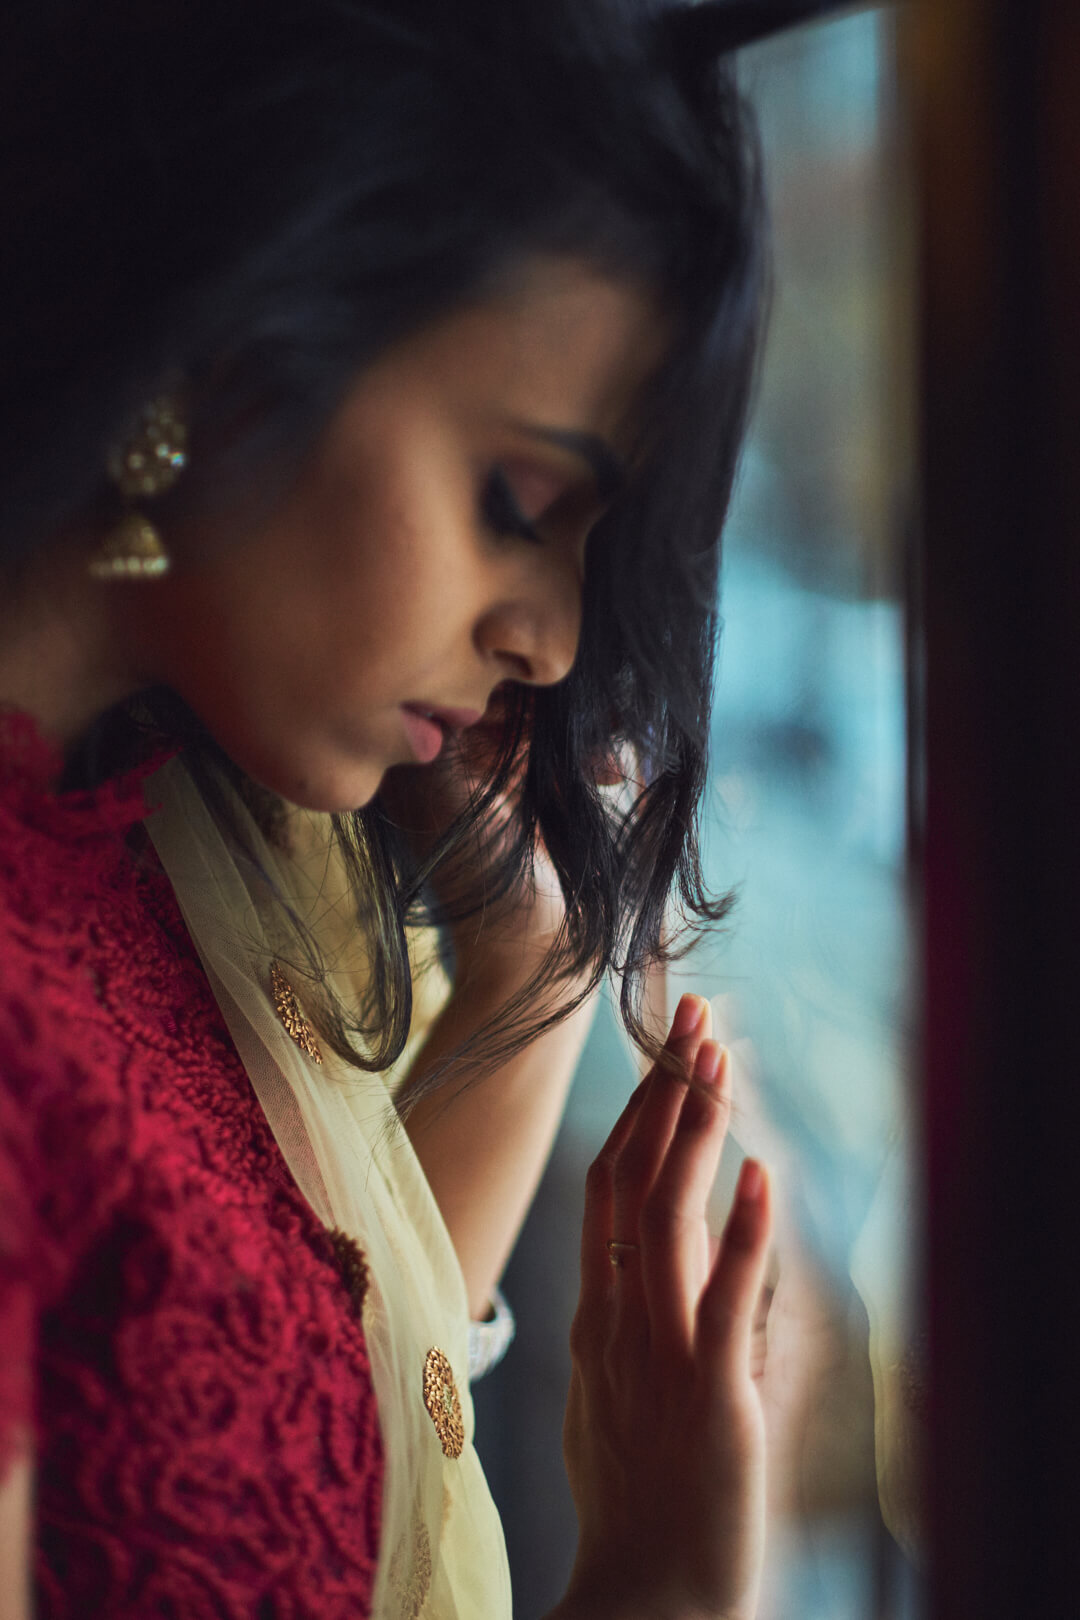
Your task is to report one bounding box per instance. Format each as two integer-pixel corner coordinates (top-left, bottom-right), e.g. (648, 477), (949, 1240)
(127, 531), (338, 765)
(184, 485), (381, 679)
(141, 572), (387, 807)
(139, 443), (479, 801)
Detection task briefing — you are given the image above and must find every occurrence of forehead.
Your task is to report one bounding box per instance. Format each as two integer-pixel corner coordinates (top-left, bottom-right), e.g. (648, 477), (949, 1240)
(358, 258), (669, 451)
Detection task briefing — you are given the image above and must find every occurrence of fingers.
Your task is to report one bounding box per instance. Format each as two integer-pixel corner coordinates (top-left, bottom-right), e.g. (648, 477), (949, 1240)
(639, 1040), (732, 1359)
(610, 995), (711, 1339)
(698, 1159), (773, 1383)
(578, 1079), (648, 1301)
(577, 994), (708, 1322)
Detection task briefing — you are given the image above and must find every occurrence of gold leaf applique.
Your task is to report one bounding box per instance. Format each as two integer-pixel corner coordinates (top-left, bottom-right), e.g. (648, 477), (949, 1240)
(389, 1510), (432, 1620)
(270, 960), (323, 1063)
(422, 1348), (464, 1460)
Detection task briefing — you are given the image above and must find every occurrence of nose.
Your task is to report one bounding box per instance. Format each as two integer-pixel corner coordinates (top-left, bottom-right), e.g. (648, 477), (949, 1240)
(474, 553), (582, 688)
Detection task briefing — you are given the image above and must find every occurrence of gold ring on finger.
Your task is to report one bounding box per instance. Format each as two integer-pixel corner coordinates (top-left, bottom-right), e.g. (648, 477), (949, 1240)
(607, 1239), (640, 1269)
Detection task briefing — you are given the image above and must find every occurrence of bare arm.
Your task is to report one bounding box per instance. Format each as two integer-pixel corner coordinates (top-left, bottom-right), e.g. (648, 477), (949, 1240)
(0, 1443), (32, 1620)
(381, 713), (624, 1319)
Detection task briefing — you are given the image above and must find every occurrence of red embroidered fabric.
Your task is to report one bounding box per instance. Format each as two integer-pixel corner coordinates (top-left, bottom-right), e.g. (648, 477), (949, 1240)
(0, 710), (382, 1618)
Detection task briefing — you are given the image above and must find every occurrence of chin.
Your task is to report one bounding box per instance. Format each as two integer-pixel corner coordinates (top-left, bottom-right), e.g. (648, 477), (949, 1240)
(282, 764), (385, 815)
(226, 740), (385, 815)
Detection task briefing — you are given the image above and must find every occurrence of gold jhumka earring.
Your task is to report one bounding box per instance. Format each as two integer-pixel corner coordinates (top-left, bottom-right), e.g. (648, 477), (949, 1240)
(89, 395), (188, 580)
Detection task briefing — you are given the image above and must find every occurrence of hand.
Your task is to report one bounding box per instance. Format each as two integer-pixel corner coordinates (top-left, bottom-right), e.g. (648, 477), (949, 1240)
(559, 994), (772, 1620)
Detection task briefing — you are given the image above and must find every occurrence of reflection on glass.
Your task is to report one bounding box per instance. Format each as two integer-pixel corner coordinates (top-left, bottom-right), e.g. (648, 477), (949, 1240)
(669, 11), (921, 1616)
(474, 11), (922, 1619)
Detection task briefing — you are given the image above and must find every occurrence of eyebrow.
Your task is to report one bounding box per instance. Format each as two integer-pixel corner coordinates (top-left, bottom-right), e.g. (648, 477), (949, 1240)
(514, 424), (627, 503)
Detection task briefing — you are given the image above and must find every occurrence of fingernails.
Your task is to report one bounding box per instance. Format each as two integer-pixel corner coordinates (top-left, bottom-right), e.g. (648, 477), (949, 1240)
(670, 993), (706, 1041)
(693, 1039), (723, 1085)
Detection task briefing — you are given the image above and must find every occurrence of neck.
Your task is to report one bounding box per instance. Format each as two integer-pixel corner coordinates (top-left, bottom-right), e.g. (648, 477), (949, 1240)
(0, 541), (139, 747)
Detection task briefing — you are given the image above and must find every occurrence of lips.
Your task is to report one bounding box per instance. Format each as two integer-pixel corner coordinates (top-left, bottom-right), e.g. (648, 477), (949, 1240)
(400, 703), (484, 765)
(409, 705), (484, 734)
(400, 708), (445, 764)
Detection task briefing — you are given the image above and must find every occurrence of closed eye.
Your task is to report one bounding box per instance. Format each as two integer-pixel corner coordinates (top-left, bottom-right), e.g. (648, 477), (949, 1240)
(479, 466), (544, 546)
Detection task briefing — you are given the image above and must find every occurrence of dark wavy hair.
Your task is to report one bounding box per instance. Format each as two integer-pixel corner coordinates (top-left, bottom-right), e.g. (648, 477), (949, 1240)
(0, 0), (769, 1094)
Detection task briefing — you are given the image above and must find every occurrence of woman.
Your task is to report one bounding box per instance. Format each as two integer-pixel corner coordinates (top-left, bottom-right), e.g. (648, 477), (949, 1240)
(0, 1), (835, 1614)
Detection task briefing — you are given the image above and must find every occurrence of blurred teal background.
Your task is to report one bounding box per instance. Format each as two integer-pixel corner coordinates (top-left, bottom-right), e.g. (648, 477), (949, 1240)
(474, 9), (922, 1617)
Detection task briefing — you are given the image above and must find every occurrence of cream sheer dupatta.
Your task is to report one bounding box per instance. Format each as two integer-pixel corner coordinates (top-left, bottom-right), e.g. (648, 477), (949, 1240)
(144, 756), (512, 1620)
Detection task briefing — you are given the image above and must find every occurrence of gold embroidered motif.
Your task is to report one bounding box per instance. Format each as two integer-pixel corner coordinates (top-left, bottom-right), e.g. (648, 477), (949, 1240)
(327, 1227), (369, 1316)
(270, 960), (323, 1063)
(422, 1348), (464, 1459)
(389, 1512), (432, 1619)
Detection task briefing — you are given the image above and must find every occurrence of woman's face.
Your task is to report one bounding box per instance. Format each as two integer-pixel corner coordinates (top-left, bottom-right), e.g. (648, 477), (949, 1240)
(125, 261), (664, 810)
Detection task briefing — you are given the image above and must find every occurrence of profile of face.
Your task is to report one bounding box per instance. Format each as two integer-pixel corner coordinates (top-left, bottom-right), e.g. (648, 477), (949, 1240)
(121, 260), (665, 810)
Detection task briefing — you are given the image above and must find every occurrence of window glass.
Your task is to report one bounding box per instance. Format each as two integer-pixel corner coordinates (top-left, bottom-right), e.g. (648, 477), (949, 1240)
(473, 12), (922, 1618)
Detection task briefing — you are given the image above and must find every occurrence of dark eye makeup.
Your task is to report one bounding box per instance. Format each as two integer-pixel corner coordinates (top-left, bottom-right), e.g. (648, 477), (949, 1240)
(480, 465), (544, 546)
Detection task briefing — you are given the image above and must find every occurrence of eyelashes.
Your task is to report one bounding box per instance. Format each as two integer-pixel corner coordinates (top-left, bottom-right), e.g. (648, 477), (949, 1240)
(479, 465), (544, 546)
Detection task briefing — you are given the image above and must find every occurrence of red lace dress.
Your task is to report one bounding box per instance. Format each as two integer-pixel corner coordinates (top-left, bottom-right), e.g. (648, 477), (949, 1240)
(0, 712), (383, 1618)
